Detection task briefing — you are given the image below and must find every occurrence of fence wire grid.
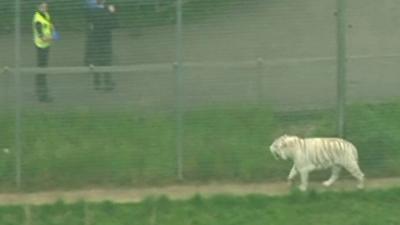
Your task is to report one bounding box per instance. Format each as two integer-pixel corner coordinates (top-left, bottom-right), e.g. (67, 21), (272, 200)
(0, 0), (400, 191)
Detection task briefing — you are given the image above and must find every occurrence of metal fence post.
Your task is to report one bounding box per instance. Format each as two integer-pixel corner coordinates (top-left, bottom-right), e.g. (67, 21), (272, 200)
(14, 0), (23, 190)
(23, 205), (32, 225)
(256, 57), (265, 104)
(336, 0), (347, 138)
(175, 0), (184, 180)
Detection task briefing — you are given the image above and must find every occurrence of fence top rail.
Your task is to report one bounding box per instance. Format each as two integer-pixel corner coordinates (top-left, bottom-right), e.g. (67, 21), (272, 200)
(2, 54), (400, 75)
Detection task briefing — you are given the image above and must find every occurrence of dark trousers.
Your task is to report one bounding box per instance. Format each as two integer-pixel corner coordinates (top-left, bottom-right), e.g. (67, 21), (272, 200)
(93, 72), (115, 91)
(87, 34), (115, 91)
(36, 46), (51, 102)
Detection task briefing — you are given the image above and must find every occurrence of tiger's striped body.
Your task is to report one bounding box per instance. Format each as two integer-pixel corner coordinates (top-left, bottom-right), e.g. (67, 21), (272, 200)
(270, 135), (365, 191)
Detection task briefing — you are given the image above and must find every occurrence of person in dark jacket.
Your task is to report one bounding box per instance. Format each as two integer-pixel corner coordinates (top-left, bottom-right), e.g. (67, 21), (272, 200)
(85, 0), (118, 91)
(84, 0), (99, 66)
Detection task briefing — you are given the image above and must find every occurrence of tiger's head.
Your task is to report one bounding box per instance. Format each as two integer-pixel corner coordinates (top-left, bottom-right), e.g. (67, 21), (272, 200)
(269, 135), (300, 160)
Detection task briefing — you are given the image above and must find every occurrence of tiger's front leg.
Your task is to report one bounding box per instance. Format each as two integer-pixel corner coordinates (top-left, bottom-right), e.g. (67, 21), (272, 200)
(299, 171), (309, 191)
(287, 165), (298, 186)
(298, 165), (315, 191)
(322, 166), (341, 187)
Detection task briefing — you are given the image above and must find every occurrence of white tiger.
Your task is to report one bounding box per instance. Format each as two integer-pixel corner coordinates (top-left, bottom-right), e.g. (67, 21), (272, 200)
(269, 135), (365, 191)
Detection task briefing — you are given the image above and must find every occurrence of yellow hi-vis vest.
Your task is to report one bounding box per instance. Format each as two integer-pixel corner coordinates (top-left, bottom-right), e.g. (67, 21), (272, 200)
(33, 11), (53, 48)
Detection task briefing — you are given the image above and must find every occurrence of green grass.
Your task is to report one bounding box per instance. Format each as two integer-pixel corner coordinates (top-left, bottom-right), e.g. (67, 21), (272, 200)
(0, 102), (400, 191)
(347, 103), (400, 176)
(1, 188), (400, 225)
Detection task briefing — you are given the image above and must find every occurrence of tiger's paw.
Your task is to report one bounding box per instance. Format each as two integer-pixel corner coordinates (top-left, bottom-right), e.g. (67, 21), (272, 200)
(298, 185), (307, 192)
(322, 180), (333, 187)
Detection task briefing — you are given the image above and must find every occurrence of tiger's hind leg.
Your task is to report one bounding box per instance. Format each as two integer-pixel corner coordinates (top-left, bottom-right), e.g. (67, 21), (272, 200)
(322, 165), (341, 187)
(343, 163), (365, 189)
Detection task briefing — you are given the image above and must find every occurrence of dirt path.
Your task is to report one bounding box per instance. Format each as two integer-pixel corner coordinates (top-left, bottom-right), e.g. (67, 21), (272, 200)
(0, 177), (399, 205)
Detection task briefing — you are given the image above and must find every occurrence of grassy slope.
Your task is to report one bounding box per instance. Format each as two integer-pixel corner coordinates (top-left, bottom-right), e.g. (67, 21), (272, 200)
(1, 188), (400, 225)
(0, 103), (400, 191)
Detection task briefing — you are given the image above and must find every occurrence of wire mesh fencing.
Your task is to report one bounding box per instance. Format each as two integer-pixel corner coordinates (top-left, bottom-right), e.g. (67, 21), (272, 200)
(0, 0), (399, 191)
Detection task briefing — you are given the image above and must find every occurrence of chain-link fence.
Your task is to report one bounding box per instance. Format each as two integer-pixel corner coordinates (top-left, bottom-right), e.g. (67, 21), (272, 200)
(0, 0), (400, 191)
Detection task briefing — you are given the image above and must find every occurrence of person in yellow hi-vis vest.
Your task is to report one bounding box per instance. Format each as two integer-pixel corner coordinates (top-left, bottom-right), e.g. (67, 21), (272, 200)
(33, 1), (56, 102)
